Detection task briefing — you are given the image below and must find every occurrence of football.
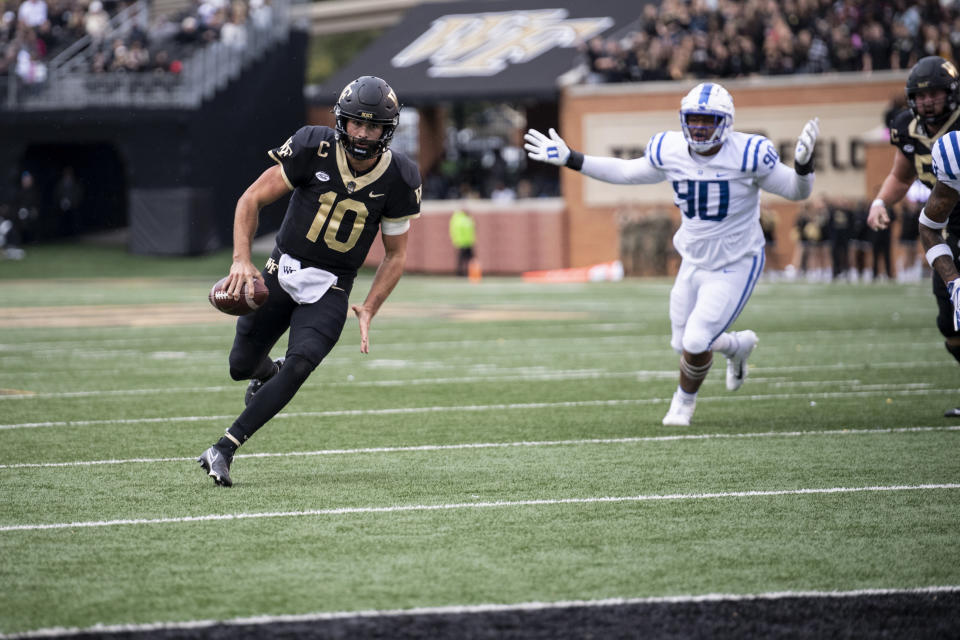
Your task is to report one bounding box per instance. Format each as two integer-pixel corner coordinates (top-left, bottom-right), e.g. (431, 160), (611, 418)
(208, 276), (269, 316)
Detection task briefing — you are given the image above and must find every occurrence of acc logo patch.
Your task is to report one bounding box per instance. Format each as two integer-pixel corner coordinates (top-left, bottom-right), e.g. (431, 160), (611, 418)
(315, 171), (330, 182)
(904, 144), (915, 153)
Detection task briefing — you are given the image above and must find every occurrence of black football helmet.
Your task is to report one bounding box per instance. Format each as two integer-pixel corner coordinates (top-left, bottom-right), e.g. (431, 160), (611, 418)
(906, 56), (960, 128)
(334, 76), (400, 160)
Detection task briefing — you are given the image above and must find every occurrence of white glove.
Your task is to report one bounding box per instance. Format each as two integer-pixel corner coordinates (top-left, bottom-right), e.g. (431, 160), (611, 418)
(794, 117), (819, 165)
(949, 279), (960, 331)
(524, 128), (570, 166)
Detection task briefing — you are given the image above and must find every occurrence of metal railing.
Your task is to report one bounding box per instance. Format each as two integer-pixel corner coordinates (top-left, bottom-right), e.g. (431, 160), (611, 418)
(3, 0), (291, 110)
(49, 0), (152, 74)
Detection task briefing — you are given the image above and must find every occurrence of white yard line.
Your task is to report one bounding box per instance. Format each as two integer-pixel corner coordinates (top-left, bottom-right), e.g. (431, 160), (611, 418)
(2, 585), (957, 639)
(2, 425), (957, 470)
(1, 484), (957, 533)
(2, 387), (958, 431)
(0, 370), (939, 400)
(0, 325), (939, 352)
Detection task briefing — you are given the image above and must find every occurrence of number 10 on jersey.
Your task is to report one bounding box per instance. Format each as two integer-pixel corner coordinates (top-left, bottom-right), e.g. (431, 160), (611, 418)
(307, 191), (369, 252)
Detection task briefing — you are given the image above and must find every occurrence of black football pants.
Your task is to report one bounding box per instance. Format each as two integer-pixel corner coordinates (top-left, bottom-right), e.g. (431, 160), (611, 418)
(227, 256), (349, 441)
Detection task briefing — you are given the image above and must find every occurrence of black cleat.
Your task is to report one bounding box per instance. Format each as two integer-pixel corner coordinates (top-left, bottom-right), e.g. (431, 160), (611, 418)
(244, 358), (284, 407)
(198, 445), (233, 487)
(945, 407), (960, 418)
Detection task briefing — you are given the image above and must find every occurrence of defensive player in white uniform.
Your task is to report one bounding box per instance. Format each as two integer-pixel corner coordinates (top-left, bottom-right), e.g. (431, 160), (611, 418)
(525, 83), (820, 426)
(921, 130), (960, 335)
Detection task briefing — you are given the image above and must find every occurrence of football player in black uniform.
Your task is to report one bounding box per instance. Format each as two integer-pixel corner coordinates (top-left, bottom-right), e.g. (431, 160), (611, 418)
(199, 75), (422, 486)
(867, 56), (960, 417)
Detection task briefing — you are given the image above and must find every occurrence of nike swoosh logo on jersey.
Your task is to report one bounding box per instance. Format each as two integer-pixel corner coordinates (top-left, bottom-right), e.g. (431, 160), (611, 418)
(716, 172), (728, 177)
(369, 192), (384, 198)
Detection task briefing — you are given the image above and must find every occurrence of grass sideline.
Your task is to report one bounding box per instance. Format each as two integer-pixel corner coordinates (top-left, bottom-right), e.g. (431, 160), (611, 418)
(1, 245), (959, 637)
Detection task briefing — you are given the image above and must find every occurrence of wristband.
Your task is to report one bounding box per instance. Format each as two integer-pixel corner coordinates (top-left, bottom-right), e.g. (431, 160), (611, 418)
(566, 150), (584, 171)
(919, 208), (948, 230)
(871, 198), (886, 210)
(926, 243), (953, 267)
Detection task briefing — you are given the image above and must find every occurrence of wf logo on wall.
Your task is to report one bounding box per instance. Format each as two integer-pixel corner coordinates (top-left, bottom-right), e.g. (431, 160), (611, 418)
(391, 9), (613, 77)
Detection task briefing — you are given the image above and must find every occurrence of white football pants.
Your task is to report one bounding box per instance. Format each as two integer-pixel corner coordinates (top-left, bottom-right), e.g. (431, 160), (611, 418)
(669, 251), (765, 355)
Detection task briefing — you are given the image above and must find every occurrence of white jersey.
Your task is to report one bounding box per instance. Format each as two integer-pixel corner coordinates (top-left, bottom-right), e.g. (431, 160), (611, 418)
(931, 130), (960, 193)
(579, 129), (813, 269)
(646, 130), (776, 267)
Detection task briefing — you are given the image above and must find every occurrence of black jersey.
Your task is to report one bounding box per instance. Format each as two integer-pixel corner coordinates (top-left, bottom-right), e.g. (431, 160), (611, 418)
(268, 126), (421, 280)
(889, 107), (960, 235)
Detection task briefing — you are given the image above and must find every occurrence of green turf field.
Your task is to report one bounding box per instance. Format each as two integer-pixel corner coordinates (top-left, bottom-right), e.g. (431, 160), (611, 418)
(0, 244), (958, 636)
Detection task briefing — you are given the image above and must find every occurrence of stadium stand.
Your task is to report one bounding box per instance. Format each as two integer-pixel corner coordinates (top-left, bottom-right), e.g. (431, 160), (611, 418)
(0, 0), (304, 255)
(1, 0), (288, 108)
(573, 0), (958, 84)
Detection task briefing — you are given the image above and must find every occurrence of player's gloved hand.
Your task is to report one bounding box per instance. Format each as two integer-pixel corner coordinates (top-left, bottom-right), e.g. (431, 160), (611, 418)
(524, 128), (570, 166)
(949, 279), (960, 331)
(794, 117), (820, 166)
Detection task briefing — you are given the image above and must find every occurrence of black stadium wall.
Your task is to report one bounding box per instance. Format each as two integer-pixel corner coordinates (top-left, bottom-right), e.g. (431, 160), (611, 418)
(0, 29), (307, 255)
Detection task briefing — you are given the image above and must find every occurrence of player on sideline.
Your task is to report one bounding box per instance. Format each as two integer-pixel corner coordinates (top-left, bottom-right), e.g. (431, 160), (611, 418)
(867, 55), (960, 417)
(198, 75), (422, 486)
(525, 82), (819, 426)
(919, 131), (960, 414)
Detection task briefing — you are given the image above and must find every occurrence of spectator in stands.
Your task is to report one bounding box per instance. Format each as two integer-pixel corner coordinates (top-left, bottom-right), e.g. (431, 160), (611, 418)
(17, 0), (46, 28)
(83, 0), (107, 43)
(568, 0), (960, 87)
(124, 37), (149, 70)
(861, 21), (891, 72)
(219, 8), (246, 49)
(174, 15), (201, 46)
(1, 10), (15, 39)
(489, 181), (515, 202)
(890, 20), (919, 70)
(249, 0), (270, 29)
(15, 38), (46, 84)
(581, 36), (609, 84)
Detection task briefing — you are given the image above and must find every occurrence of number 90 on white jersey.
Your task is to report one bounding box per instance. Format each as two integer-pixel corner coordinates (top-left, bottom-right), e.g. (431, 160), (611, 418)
(648, 130), (778, 268)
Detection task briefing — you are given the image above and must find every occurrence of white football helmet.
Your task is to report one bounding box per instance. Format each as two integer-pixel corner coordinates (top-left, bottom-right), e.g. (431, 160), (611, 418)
(680, 82), (735, 152)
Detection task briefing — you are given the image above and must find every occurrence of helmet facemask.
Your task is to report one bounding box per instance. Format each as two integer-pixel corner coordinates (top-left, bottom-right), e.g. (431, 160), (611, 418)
(906, 56), (960, 130)
(334, 110), (397, 160)
(679, 83), (735, 153)
(681, 112), (731, 152)
(334, 76), (401, 161)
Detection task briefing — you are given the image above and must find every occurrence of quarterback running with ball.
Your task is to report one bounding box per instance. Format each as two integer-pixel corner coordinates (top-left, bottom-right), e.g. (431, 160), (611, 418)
(525, 83), (819, 426)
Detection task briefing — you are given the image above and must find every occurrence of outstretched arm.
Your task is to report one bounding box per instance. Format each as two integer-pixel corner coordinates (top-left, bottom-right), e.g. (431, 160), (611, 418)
(524, 127), (664, 184)
(352, 230), (408, 353)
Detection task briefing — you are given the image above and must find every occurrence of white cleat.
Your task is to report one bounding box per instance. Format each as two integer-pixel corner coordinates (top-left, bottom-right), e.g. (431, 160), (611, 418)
(726, 330), (758, 391)
(662, 391), (696, 427)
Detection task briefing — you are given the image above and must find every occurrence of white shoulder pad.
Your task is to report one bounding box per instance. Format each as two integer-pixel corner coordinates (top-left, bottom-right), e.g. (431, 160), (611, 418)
(644, 131), (688, 169)
(728, 132), (779, 177)
(933, 131), (960, 192)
